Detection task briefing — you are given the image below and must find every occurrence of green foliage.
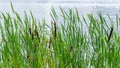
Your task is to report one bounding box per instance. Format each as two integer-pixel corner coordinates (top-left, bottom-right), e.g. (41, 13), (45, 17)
(0, 4), (120, 68)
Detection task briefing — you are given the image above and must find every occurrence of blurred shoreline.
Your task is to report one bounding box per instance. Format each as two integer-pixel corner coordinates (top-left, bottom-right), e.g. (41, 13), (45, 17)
(0, 2), (120, 22)
(1, 2), (120, 7)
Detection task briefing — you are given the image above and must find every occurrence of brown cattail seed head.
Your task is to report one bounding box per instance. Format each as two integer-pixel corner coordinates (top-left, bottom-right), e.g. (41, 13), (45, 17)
(108, 27), (113, 43)
(54, 21), (56, 38)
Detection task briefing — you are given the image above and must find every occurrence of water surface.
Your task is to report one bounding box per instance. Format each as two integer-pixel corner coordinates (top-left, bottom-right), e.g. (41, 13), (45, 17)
(0, 1), (120, 22)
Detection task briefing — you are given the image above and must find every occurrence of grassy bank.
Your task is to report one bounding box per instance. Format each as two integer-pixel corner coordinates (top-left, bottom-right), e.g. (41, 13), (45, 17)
(0, 3), (120, 68)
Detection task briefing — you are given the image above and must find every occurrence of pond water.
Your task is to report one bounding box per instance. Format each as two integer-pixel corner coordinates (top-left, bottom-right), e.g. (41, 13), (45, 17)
(0, 1), (120, 27)
(0, 2), (120, 21)
(1, 0), (120, 3)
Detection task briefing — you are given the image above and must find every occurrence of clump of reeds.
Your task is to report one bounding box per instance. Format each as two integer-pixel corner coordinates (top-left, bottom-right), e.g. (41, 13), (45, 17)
(0, 3), (120, 68)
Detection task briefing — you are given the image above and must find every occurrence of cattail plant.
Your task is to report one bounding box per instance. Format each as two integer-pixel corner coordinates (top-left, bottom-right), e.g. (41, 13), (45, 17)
(49, 37), (52, 48)
(107, 27), (113, 43)
(29, 28), (32, 35)
(54, 21), (57, 38)
(29, 27), (34, 40)
(35, 25), (40, 42)
(70, 45), (73, 52)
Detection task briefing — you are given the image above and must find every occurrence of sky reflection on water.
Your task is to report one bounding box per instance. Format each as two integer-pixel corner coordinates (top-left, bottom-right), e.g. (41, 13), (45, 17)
(0, 0), (120, 21)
